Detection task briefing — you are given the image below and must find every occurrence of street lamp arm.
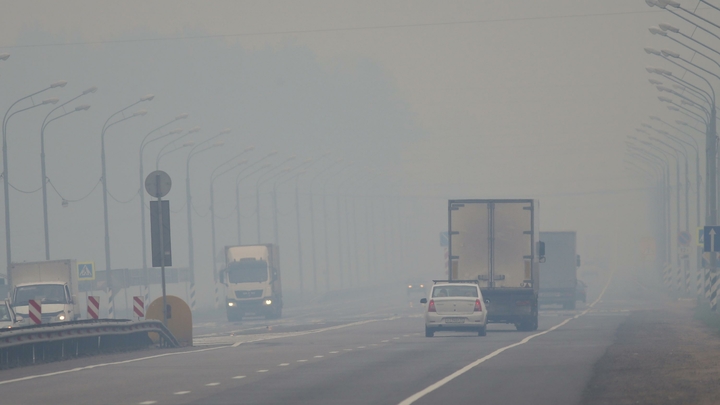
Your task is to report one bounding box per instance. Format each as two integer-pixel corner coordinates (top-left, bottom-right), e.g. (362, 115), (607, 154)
(656, 56), (716, 104)
(212, 160), (248, 183)
(235, 154), (275, 184)
(140, 115), (188, 152)
(211, 153), (249, 180)
(101, 100), (141, 135)
(3, 84), (55, 133)
(237, 164), (271, 184)
(670, 101), (710, 124)
(662, 74), (713, 107)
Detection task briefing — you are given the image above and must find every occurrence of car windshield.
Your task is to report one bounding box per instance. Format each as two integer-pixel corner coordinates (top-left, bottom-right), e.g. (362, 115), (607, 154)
(14, 284), (67, 306)
(227, 260), (268, 283)
(432, 286), (478, 298)
(0, 304), (10, 321)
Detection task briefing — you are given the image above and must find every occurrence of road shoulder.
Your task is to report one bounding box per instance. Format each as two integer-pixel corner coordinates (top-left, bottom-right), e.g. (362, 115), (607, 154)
(582, 300), (720, 405)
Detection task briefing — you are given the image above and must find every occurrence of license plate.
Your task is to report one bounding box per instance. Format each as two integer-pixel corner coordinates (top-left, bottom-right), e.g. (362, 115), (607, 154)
(444, 317), (465, 324)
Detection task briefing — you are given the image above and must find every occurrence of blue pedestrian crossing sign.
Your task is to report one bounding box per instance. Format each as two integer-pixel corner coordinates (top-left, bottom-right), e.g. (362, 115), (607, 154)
(704, 227), (720, 253)
(77, 261), (95, 281)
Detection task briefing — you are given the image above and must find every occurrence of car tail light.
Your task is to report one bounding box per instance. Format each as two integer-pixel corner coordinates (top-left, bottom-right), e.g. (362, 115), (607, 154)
(474, 299), (482, 312)
(428, 300), (436, 312)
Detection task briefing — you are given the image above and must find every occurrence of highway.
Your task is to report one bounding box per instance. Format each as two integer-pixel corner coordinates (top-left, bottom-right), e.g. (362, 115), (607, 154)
(0, 269), (649, 405)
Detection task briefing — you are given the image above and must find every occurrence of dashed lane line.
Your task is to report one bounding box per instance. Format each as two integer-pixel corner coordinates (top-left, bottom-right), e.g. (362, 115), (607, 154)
(257, 370), (269, 373)
(174, 391), (191, 395)
(205, 382), (220, 386)
(397, 266), (617, 405)
(232, 376), (246, 379)
(279, 363), (290, 366)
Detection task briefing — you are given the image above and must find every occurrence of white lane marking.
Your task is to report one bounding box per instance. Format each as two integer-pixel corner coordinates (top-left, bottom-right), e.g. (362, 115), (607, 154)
(329, 351), (339, 354)
(257, 370), (269, 373)
(314, 355), (324, 358)
(0, 345), (227, 386)
(205, 382), (220, 386)
(403, 334), (410, 337)
(174, 391), (191, 395)
(357, 346), (366, 349)
(224, 317), (401, 347)
(297, 359), (307, 362)
(398, 267), (616, 405)
(233, 376), (246, 379)
(392, 337), (400, 340)
(381, 340), (389, 343)
(279, 363), (290, 366)
(138, 402), (157, 405)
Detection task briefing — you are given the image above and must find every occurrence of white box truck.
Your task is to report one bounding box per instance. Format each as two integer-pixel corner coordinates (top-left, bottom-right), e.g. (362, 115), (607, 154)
(539, 231), (579, 309)
(9, 259), (80, 323)
(448, 199), (543, 331)
(220, 244), (282, 321)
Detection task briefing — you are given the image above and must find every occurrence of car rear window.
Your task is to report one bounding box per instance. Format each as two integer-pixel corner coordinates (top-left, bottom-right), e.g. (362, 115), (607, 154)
(432, 286), (478, 298)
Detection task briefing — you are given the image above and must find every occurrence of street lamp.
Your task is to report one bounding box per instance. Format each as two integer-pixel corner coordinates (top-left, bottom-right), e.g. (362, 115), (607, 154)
(101, 105), (150, 318)
(235, 152), (277, 244)
(308, 159), (342, 293)
(210, 157), (250, 308)
(185, 128), (230, 309)
(254, 156), (296, 242)
(2, 82), (66, 279)
(40, 86), (97, 260)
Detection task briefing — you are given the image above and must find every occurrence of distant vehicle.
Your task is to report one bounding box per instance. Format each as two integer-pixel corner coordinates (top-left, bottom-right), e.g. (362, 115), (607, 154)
(221, 244), (282, 321)
(539, 231), (579, 310)
(447, 199), (543, 331)
(0, 300), (18, 329)
(9, 260), (80, 324)
(406, 280), (427, 295)
(576, 280), (587, 303)
(421, 281), (487, 337)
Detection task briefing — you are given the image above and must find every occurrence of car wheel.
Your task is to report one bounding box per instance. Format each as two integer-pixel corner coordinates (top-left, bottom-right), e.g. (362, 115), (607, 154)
(478, 326), (487, 337)
(425, 327), (434, 338)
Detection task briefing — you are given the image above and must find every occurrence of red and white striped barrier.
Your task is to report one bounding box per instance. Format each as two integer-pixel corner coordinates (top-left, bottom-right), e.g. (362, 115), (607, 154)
(133, 296), (144, 319)
(87, 296), (100, 319)
(28, 300), (42, 325)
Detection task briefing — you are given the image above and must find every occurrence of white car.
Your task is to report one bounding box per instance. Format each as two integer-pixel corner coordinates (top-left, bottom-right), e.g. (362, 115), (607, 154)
(420, 282), (488, 337)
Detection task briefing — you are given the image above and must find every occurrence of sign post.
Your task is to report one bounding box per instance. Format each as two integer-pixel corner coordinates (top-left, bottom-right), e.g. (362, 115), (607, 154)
(146, 170), (172, 326)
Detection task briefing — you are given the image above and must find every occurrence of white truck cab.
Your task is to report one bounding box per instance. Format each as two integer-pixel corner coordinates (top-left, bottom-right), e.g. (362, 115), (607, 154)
(221, 244), (282, 321)
(8, 260), (80, 324)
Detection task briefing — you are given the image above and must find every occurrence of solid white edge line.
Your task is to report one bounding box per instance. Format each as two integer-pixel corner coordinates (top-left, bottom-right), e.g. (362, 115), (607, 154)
(0, 345), (228, 386)
(397, 267), (616, 405)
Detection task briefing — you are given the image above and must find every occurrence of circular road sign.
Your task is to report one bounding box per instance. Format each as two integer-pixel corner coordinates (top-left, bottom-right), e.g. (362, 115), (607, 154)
(145, 170), (172, 198)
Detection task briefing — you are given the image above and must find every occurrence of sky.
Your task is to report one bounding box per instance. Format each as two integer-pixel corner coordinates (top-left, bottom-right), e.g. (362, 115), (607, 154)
(0, 1), (701, 307)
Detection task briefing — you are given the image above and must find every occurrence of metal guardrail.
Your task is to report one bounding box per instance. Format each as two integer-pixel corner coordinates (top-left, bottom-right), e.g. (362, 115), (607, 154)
(0, 319), (179, 349)
(0, 319), (179, 368)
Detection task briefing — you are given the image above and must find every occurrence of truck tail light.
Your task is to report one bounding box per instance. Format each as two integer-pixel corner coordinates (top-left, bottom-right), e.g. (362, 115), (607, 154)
(474, 299), (482, 312)
(428, 300), (436, 312)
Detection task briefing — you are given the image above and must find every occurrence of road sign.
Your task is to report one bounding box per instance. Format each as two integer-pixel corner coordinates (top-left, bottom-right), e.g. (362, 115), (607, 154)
(678, 231), (691, 247)
(28, 299), (41, 324)
(87, 296), (99, 319)
(77, 261), (95, 281)
(133, 296), (144, 319)
(698, 227), (705, 247)
(150, 200), (172, 267)
(679, 246), (690, 256)
(145, 170), (172, 198)
(704, 226), (720, 252)
(440, 232), (449, 247)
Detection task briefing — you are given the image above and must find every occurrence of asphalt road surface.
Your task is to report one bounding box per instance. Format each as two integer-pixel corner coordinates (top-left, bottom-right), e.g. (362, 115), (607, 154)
(0, 268), (651, 405)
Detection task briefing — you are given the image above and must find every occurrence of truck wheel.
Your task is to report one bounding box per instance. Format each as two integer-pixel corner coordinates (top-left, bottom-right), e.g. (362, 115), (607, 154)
(425, 327), (434, 338)
(478, 326), (487, 337)
(516, 320), (534, 331)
